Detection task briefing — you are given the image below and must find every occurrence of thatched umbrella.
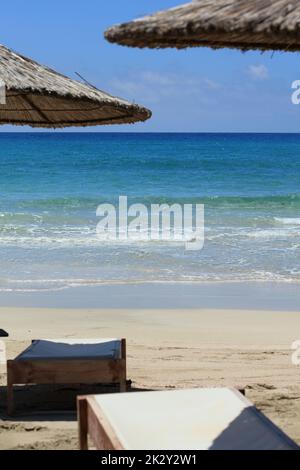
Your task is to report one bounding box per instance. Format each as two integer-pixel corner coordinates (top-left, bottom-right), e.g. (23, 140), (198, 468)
(105, 0), (300, 52)
(0, 44), (151, 127)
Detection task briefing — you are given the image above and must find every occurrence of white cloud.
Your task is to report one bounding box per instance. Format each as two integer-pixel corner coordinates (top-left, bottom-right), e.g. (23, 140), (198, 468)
(247, 64), (269, 80)
(203, 78), (222, 90)
(140, 71), (176, 86)
(110, 71), (222, 104)
(110, 78), (161, 104)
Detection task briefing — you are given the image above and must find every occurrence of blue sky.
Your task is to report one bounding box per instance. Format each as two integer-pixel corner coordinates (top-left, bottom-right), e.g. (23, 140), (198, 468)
(1, 0), (300, 132)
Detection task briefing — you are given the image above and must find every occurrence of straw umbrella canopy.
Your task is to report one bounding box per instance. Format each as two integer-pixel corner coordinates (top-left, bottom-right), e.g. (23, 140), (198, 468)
(0, 44), (151, 128)
(105, 0), (300, 52)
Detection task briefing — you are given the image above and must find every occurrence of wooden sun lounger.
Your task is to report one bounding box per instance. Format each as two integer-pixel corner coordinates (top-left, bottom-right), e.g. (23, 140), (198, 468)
(7, 338), (126, 414)
(77, 387), (299, 450)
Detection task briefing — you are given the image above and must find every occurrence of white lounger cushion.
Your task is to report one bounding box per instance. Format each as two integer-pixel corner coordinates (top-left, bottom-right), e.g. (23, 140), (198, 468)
(16, 338), (121, 360)
(94, 388), (298, 450)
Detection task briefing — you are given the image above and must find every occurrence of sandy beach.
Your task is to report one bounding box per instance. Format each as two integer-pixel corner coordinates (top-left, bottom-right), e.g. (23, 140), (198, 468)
(1, 305), (300, 450)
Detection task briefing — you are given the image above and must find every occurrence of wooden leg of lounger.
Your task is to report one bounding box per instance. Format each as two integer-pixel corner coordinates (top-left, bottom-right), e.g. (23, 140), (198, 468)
(120, 379), (126, 393)
(77, 397), (88, 450)
(120, 338), (127, 392)
(7, 383), (14, 415)
(7, 362), (14, 415)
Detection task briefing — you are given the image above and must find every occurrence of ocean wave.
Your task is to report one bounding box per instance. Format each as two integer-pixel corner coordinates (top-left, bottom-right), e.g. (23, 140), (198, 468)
(2, 194), (300, 213)
(246, 228), (300, 239)
(274, 217), (300, 225)
(0, 272), (299, 293)
(0, 235), (191, 248)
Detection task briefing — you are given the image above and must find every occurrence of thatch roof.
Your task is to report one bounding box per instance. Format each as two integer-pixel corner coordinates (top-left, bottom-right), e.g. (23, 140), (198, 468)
(0, 44), (151, 128)
(105, 0), (300, 52)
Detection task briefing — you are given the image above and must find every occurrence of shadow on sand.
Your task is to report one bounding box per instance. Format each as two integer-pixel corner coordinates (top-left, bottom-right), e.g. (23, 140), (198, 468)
(0, 382), (153, 422)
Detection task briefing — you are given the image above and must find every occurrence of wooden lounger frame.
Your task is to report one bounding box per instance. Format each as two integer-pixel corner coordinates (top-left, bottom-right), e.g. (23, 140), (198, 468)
(76, 388), (298, 451)
(78, 395), (125, 450)
(7, 338), (127, 415)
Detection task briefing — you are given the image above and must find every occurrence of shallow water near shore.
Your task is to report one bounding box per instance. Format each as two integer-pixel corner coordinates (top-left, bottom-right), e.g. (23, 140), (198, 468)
(0, 281), (299, 311)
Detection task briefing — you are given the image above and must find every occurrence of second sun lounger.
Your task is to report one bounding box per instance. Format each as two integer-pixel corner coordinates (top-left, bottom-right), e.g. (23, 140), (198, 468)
(77, 387), (299, 450)
(7, 338), (126, 414)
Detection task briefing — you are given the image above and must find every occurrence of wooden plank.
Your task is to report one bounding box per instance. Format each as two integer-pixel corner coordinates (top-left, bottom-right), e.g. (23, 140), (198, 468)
(6, 361), (14, 415)
(8, 359), (126, 384)
(77, 396), (88, 450)
(87, 396), (124, 450)
(121, 339), (126, 359)
(120, 339), (127, 392)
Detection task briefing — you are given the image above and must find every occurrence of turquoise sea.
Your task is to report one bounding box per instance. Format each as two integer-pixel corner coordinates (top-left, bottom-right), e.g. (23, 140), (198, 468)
(0, 132), (300, 292)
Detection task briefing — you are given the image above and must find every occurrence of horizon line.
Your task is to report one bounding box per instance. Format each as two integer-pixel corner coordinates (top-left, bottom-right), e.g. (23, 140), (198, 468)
(1, 131), (300, 135)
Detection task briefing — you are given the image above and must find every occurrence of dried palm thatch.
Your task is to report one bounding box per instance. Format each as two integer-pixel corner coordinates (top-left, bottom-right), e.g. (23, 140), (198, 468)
(105, 0), (300, 52)
(0, 44), (151, 128)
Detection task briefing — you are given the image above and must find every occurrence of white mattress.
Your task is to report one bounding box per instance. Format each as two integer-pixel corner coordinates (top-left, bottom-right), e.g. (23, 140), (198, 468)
(16, 338), (121, 360)
(93, 388), (298, 450)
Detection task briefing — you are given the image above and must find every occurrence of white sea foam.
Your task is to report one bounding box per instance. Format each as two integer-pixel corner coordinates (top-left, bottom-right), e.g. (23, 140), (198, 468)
(246, 228), (299, 239)
(0, 270), (299, 293)
(274, 217), (300, 225)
